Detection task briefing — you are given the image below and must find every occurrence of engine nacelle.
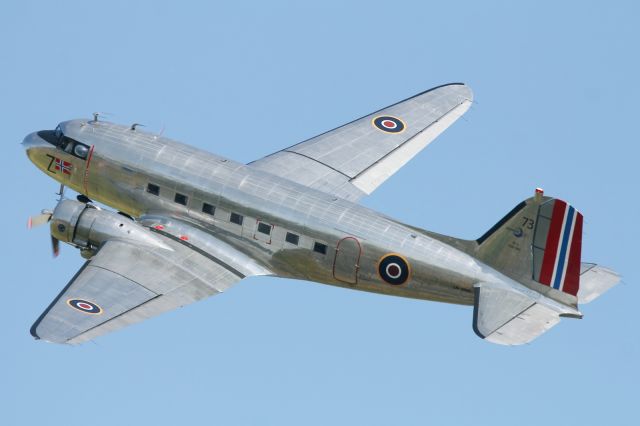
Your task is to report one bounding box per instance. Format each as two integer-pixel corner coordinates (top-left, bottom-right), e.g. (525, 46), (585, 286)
(50, 199), (171, 257)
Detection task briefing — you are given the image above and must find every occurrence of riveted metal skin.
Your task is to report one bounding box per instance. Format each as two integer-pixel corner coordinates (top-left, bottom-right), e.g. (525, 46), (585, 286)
(24, 118), (494, 306)
(50, 199), (171, 251)
(25, 84), (610, 346)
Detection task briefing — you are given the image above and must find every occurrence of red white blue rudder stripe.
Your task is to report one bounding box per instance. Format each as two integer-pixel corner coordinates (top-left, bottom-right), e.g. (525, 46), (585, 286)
(532, 199), (583, 296)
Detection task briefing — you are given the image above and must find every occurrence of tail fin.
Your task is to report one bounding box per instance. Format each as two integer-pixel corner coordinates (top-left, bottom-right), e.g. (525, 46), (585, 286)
(470, 190), (620, 345)
(475, 190), (583, 301)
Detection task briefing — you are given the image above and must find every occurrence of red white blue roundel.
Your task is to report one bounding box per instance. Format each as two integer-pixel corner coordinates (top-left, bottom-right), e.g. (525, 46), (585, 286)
(373, 116), (405, 133)
(378, 254), (411, 285)
(67, 299), (103, 315)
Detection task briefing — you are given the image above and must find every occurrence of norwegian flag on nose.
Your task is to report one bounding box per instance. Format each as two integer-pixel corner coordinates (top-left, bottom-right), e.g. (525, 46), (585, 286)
(54, 158), (72, 175)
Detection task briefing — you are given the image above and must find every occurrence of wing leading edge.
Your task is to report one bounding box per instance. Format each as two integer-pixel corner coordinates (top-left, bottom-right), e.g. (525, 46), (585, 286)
(249, 83), (473, 201)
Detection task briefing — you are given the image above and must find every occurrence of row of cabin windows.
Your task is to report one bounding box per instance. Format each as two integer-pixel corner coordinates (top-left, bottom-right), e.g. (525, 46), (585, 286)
(146, 182), (328, 255)
(148, 182), (242, 224)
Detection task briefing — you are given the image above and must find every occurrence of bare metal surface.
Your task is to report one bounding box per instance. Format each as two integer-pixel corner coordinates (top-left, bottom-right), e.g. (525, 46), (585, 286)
(21, 83), (618, 345)
(249, 83), (472, 201)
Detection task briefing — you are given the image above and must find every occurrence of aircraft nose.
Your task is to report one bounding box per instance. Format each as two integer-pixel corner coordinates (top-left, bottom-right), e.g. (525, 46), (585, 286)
(22, 131), (55, 167)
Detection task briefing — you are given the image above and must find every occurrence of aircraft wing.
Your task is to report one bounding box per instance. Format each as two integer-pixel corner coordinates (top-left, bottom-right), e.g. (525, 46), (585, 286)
(248, 83), (473, 201)
(31, 217), (271, 344)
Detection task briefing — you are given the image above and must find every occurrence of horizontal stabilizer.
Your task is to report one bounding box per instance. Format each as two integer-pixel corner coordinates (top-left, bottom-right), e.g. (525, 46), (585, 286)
(473, 283), (566, 345)
(578, 263), (620, 304)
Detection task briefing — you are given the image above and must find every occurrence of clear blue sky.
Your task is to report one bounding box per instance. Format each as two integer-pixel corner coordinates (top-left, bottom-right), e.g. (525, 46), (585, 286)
(2, 1), (638, 425)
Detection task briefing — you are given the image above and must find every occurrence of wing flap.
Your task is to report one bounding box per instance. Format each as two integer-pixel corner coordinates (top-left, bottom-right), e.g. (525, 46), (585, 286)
(89, 239), (235, 294)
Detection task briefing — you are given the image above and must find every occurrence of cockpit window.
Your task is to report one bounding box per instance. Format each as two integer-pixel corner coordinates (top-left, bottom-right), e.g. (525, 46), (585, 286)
(37, 125), (91, 159)
(73, 144), (89, 158)
(54, 126), (89, 160)
(61, 137), (73, 152)
(36, 129), (62, 147)
(63, 138), (90, 159)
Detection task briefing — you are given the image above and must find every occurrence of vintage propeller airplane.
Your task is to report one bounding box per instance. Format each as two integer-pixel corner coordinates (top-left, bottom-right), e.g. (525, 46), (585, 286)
(23, 83), (619, 345)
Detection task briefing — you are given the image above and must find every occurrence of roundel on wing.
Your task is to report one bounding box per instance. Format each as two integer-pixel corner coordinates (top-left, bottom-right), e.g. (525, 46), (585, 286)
(377, 253), (411, 285)
(372, 116), (406, 134)
(67, 298), (103, 315)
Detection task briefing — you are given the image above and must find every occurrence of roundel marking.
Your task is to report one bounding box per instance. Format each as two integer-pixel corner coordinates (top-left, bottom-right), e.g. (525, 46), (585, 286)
(372, 116), (406, 134)
(377, 253), (411, 285)
(67, 299), (103, 315)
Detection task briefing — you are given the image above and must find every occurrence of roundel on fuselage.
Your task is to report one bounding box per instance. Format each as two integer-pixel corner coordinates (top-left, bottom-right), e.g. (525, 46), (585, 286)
(377, 253), (411, 285)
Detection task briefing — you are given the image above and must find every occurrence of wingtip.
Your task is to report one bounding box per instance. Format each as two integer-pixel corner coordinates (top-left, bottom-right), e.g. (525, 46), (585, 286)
(29, 325), (72, 344)
(29, 323), (41, 340)
(436, 82), (474, 102)
(398, 83), (473, 111)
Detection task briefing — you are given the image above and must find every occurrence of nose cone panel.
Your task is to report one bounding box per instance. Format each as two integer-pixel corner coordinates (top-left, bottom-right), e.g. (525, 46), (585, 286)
(23, 130), (50, 152)
(22, 131), (56, 173)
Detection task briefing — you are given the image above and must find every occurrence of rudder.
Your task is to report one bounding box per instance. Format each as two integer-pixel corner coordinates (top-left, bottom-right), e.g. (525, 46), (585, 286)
(532, 198), (583, 296)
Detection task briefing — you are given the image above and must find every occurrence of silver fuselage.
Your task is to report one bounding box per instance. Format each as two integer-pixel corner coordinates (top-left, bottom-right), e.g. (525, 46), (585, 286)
(23, 119), (519, 306)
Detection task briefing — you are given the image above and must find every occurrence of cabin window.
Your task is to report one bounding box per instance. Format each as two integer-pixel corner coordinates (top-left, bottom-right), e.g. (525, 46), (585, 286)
(202, 203), (215, 216)
(285, 232), (299, 245)
(174, 193), (188, 206)
(313, 242), (327, 255)
(257, 222), (272, 235)
(147, 183), (160, 196)
(230, 212), (243, 225)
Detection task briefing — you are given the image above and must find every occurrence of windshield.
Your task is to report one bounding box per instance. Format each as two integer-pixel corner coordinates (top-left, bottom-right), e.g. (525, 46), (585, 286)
(37, 125), (64, 147)
(37, 124), (90, 160)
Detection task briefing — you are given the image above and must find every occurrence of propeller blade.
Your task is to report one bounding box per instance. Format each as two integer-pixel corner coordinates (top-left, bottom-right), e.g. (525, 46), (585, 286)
(27, 211), (53, 229)
(51, 236), (60, 258)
